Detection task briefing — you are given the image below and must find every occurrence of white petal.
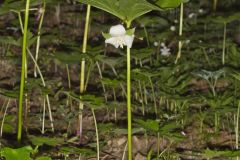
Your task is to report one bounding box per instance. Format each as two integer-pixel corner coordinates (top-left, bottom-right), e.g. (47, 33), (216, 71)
(105, 37), (119, 48)
(160, 42), (165, 47)
(109, 24), (126, 36)
(124, 35), (134, 48)
(161, 50), (171, 56)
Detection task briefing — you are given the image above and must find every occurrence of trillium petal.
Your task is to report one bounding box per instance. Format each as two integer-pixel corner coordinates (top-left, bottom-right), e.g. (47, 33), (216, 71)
(105, 37), (119, 48)
(124, 35), (134, 48)
(109, 24), (126, 36)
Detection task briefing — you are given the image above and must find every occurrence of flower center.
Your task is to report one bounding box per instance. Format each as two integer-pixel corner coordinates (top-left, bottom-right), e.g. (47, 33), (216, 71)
(115, 36), (126, 48)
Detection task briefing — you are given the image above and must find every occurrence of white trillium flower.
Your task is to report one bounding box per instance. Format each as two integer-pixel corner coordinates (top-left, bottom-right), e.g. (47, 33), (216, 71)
(170, 26), (176, 31)
(105, 24), (134, 48)
(188, 13), (196, 19)
(160, 46), (171, 56)
(174, 19), (178, 23)
(153, 41), (159, 47)
(198, 9), (203, 13)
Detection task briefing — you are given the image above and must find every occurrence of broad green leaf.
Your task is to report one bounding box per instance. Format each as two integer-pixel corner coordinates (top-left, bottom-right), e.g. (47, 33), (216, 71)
(152, 0), (185, 9)
(29, 135), (64, 146)
(1, 146), (33, 160)
(76, 0), (161, 22)
(53, 52), (89, 64)
(213, 12), (240, 24)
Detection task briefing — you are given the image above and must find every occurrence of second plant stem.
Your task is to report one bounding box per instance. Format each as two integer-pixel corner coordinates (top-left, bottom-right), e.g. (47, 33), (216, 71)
(18, 0), (30, 142)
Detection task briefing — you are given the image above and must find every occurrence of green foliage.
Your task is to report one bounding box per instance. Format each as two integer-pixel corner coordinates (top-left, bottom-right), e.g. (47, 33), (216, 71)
(29, 135), (64, 147)
(0, 146), (33, 160)
(213, 12), (240, 23)
(0, 146), (53, 160)
(203, 148), (240, 158)
(59, 147), (95, 157)
(152, 0), (188, 9)
(134, 119), (159, 132)
(76, 0), (161, 22)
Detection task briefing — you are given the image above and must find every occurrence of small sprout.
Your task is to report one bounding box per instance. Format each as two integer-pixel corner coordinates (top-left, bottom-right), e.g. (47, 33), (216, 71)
(103, 24), (135, 48)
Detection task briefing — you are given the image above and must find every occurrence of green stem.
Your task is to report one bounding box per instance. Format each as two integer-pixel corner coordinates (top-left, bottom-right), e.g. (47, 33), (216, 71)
(143, 26), (149, 46)
(96, 61), (107, 102)
(79, 4), (91, 139)
(0, 99), (10, 137)
(66, 64), (71, 89)
(84, 60), (93, 91)
(126, 21), (132, 160)
(201, 47), (211, 66)
(34, 0), (46, 77)
(91, 109), (100, 160)
(236, 101), (240, 150)
(149, 77), (157, 116)
(138, 80), (145, 116)
(18, 0), (30, 142)
(175, 3), (184, 64)
(222, 22), (227, 65)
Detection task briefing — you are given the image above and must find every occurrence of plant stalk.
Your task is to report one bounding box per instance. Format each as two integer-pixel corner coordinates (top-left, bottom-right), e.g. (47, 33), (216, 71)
(34, 0), (46, 77)
(236, 101), (240, 150)
(78, 4), (91, 139)
(91, 109), (100, 160)
(126, 21), (132, 160)
(222, 22), (227, 65)
(175, 3), (184, 64)
(18, 0), (30, 142)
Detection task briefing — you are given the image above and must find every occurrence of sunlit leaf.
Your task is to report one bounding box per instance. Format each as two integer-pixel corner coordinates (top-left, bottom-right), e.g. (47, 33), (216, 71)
(76, 0), (161, 22)
(1, 146), (33, 160)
